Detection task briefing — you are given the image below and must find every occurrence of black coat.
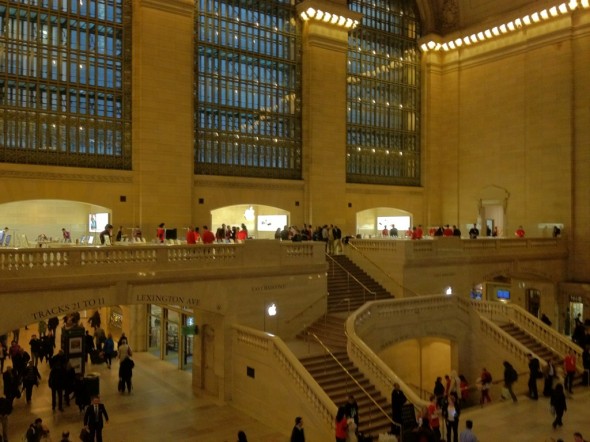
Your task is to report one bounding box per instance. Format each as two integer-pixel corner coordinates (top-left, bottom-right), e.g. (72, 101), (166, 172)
(550, 389), (567, 413)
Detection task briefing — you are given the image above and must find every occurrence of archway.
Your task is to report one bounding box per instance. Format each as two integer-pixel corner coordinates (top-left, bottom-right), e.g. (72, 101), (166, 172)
(356, 207), (412, 238)
(378, 337), (452, 398)
(0, 199), (111, 245)
(210, 204), (290, 240)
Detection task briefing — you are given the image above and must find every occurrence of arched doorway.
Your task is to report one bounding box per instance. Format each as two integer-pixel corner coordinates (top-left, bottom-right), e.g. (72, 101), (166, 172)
(0, 199), (111, 245)
(210, 204), (290, 239)
(356, 207), (412, 238)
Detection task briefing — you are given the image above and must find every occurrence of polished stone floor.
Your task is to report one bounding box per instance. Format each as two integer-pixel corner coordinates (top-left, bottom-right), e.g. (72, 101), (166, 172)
(2, 329), (589, 442)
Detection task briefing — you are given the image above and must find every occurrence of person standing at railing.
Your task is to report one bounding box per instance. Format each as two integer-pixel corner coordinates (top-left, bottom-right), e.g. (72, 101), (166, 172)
(335, 406), (348, 442)
(289, 416), (305, 442)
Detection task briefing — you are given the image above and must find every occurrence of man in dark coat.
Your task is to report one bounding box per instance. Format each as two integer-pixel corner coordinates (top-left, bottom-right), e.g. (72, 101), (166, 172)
(391, 383), (407, 435)
(83, 395), (109, 442)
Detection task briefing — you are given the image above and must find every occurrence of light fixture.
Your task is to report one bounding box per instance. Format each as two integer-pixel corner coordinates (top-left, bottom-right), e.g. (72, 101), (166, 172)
(267, 303), (277, 317)
(445, 286), (453, 296)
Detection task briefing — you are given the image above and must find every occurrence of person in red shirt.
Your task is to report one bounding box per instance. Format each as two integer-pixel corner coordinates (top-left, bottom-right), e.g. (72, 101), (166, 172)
(426, 395), (441, 439)
(515, 225), (525, 238)
(156, 223), (165, 243)
(563, 349), (577, 393)
(236, 225), (248, 242)
(186, 226), (196, 244)
(415, 224), (424, 239)
(335, 406), (348, 442)
(443, 225), (453, 237)
(193, 227), (201, 243)
(201, 226), (215, 244)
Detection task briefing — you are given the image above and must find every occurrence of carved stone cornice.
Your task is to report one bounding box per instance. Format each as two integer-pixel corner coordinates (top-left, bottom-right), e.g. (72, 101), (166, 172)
(138, 0), (193, 17)
(194, 176), (303, 192)
(0, 169), (133, 183)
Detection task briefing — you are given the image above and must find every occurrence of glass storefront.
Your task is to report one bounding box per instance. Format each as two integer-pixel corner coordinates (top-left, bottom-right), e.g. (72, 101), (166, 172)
(147, 304), (192, 371)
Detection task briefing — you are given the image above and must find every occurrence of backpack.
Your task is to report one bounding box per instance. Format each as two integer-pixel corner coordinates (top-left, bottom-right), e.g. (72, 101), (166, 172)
(509, 367), (518, 383)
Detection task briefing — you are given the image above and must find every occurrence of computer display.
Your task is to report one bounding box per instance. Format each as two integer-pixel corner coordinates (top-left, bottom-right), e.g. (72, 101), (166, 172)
(497, 289), (511, 300)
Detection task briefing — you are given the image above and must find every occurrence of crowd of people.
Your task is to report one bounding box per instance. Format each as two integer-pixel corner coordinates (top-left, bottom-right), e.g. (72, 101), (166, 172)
(0, 316), (135, 442)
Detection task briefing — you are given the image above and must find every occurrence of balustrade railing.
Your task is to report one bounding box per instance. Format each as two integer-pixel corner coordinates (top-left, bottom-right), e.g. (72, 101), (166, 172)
(472, 300), (584, 371)
(233, 324), (336, 432)
(0, 241), (324, 274)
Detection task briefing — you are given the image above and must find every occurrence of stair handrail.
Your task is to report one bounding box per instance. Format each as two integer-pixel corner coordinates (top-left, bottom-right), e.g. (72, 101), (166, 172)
(345, 241), (420, 298)
(233, 324), (337, 433)
(474, 301), (584, 371)
(326, 253), (378, 302)
(308, 331), (402, 438)
(285, 293), (329, 324)
(345, 302), (430, 414)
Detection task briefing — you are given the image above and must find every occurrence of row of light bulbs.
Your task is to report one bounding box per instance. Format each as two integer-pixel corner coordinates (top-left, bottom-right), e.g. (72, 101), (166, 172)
(421, 0), (590, 52)
(299, 8), (359, 29)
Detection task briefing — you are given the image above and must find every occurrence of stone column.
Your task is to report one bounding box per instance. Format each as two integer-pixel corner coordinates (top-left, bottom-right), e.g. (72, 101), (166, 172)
(297, 0), (361, 228)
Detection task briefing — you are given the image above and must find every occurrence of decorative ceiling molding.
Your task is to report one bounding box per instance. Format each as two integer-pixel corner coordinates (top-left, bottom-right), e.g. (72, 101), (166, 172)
(0, 170), (132, 183)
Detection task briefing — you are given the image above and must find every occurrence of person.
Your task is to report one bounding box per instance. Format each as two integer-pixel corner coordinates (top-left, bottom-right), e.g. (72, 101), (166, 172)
(85, 330), (95, 363)
(391, 383), (406, 435)
(25, 417), (47, 442)
(553, 225), (561, 238)
(3, 367), (20, 408)
(563, 349), (576, 394)
(202, 225), (215, 244)
(442, 392), (461, 442)
(541, 313), (552, 326)
(574, 433), (587, 442)
(390, 224), (398, 237)
(502, 360), (518, 402)
(426, 395), (441, 441)
(479, 367), (492, 405)
(156, 223), (166, 243)
(550, 383), (567, 429)
(543, 358), (556, 397)
(459, 374), (469, 403)
(118, 356), (134, 393)
(103, 334), (115, 369)
(290, 416), (305, 442)
(99, 224), (113, 245)
(117, 333), (127, 347)
(452, 225), (461, 237)
(335, 406), (348, 442)
(582, 345), (590, 386)
(469, 224), (479, 239)
(527, 353), (540, 399)
(83, 395), (109, 442)
(133, 226), (142, 240)
(459, 420), (478, 442)
(0, 341), (6, 372)
(0, 395), (11, 442)
(60, 430), (71, 442)
(49, 360), (66, 411)
(117, 338), (132, 362)
(62, 228), (71, 242)
(186, 225), (196, 244)
(433, 376), (445, 407)
(492, 226), (499, 237)
(343, 394), (359, 432)
(237, 430), (248, 442)
(22, 360), (41, 404)
(29, 334), (41, 367)
(115, 226), (123, 242)
(515, 225), (525, 238)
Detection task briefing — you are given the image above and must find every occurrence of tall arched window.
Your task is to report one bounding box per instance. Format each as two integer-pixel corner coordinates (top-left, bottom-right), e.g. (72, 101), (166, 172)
(195, 0), (302, 179)
(347, 0), (421, 185)
(0, 0), (132, 169)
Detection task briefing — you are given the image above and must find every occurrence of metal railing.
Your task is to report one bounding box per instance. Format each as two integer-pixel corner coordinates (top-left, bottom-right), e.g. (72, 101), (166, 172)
(308, 331), (402, 440)
(326, 253), (378, 304)
(345, 242), (419, 298)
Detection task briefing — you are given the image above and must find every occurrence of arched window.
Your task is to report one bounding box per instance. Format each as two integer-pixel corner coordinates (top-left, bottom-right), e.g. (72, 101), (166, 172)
(347, 0), (421, 185)
(194, 0), (302, 179)
(0, 0), (131, 169)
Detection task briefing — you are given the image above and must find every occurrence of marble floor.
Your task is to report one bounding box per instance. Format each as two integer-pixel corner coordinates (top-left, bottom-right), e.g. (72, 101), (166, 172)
(3, 330), (589, 442)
